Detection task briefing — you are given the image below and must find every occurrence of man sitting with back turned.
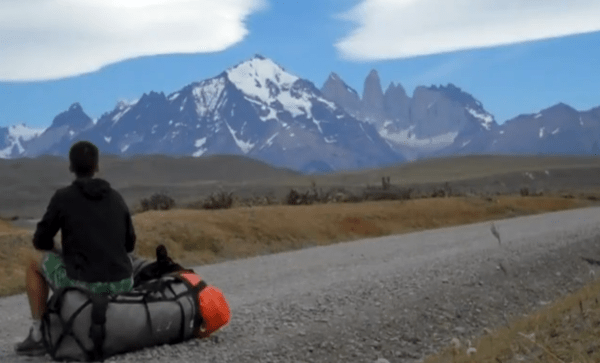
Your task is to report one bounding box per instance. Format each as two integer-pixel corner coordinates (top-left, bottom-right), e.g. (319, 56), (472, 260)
(15, 140), (137, 356)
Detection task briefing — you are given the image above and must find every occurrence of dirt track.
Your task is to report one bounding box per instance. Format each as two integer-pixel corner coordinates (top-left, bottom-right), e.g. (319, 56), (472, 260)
(1, 207), (600, 362)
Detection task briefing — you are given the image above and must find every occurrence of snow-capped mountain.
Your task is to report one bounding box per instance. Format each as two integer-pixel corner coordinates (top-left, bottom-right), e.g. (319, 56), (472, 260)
(321, 73), (361, 118)
(23, 103), (94, 157)
(321, 72), (498, 160)
(485, 103), (600, 155)
(0, 123), (46, 158)
(16, 55), (404, 173)
(428, 102), (600, 157)
(3, 55), (599, 169)
(321, 69), (600, 160)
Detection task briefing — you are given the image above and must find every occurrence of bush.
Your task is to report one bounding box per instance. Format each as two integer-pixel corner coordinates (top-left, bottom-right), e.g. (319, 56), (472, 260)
(286, 188), (312, 205)
(0, 215), (18, 221)
(431, 188), (446, 198)
(520, 187), (530, 197)
(140, 191), (176, 212)
(343, 193), (364, 203)
(239, 193), (280, 207)
(327, 188), (360, 203)
(285, 184), (363, 205)
(202, 191), (234, 210)
(428, 182), (452, 198)
(363, 187), (413, 201)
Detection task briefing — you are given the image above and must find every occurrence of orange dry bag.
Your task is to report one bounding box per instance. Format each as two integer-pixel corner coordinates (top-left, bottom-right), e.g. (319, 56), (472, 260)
(177, 271), (231, 338)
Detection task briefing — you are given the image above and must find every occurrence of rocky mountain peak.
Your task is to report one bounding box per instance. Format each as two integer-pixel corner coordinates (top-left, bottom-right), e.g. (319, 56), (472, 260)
(50, 102), (92, 130)
(361, 69), (385, 123)
(363, 69), (382, 96)
(138, 91), (166, 103)
(68, 103), (83, 112)
(366, 69), (380, 80)
(533, 102), (581, 128)
(226, 56), (299, 103)
(545, 102), (577, 113)
(227, 56), (294, 81)
(430, 84), (480, 108)
(384, 82), (408, 99)
(383, 82), (410, 127)
(322, 73), (358, 94)
(321, 72), (361, 116)
(327, 72), (340, 82)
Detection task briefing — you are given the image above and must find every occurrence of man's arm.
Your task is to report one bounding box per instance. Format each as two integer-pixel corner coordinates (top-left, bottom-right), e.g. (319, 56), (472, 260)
(118, 195), (136, 253)
(125, 210), (136, 253)
(115, 192), (136, 253)
(33, 192), (61, 251)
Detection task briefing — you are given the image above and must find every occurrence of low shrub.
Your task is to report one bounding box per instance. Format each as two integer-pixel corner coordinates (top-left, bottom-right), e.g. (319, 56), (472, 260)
(363, 187), (413, 201)
(140, 191), (175, 212)
(239, 194), (280, 207)
(428, 182), (452, 198)
(286, 188), (313, 205)
(0, 215), (19, 222)
(202, 191), (234, 210)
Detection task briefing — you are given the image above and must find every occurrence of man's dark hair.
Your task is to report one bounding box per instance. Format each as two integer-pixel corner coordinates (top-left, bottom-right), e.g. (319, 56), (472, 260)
(69, 141), (99, 177)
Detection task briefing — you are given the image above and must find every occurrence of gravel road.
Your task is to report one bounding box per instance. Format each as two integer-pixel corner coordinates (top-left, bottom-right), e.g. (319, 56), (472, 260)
(2, 207), (600, 363)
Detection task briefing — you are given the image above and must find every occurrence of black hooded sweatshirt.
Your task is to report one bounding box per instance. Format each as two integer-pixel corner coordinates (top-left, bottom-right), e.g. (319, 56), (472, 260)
(33, 177), (136, 283)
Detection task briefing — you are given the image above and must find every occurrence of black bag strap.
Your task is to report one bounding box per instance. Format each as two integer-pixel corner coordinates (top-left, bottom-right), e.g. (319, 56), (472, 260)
(164, 283), (187, 344)
(42, 287), (98, 361)
(89, 294), (110, 362)
(177, 276), (208, 331)
(141, 292), (155, 340)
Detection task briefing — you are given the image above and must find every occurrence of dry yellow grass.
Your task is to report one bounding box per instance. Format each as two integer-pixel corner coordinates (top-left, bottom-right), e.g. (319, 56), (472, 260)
(133, 196), (588, 266)
(0, 195), (591, 298)
(0, 233), (41, 296)
(0, 219), (29, 236)
(423, 277), (600, 363)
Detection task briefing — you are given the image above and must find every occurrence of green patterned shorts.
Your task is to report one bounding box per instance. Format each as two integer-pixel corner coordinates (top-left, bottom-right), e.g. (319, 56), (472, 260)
(41, 252), (133, 296)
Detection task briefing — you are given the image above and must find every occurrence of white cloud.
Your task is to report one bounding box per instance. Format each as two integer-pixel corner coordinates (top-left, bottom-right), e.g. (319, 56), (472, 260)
(335, 0), (600, 60)
(0, 0), (265, 81)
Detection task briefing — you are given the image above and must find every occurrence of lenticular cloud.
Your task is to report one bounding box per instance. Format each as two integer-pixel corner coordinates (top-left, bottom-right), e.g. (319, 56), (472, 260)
(0, 0), (265, 81)
(335, 0), (600, 61)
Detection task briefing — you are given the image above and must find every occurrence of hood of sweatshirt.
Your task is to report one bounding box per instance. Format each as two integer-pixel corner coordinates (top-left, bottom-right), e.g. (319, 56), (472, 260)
(73, 178), (111, 200)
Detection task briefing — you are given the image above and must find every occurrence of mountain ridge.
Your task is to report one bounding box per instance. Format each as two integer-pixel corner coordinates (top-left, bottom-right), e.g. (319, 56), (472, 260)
(1, 55), (599, 171)
(2, 55), (404, 173)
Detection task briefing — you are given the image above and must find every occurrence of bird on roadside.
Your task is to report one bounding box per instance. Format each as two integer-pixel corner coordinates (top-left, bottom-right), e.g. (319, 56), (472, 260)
(490, 223), (501, 245)
(466, 340), (477, 357)
(497, 262), (508, 275)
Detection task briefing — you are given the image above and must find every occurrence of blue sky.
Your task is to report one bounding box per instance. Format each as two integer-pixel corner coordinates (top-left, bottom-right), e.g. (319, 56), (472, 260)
(1, 0), (600, 129)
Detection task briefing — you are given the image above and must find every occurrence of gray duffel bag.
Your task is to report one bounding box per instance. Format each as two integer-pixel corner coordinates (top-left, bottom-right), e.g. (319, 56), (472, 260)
(41, 272), (206, 362)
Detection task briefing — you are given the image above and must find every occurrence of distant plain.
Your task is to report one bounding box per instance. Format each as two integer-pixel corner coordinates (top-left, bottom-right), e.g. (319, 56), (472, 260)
(2, 154), (600, 219)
